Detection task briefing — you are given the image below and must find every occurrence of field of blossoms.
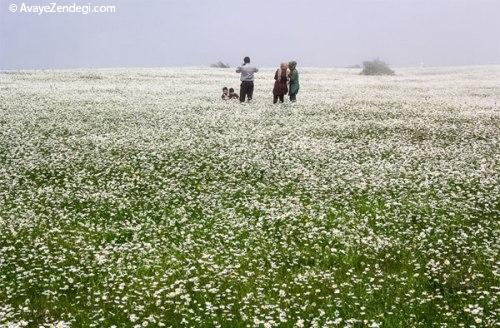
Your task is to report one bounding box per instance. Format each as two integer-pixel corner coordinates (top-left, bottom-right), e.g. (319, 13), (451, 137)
(0, 66), (498, 327)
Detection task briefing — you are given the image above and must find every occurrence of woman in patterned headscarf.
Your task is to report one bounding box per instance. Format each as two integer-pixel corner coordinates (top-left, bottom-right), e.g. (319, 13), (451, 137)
(273, 62), (290, 104)
(288, 61), (300, 102)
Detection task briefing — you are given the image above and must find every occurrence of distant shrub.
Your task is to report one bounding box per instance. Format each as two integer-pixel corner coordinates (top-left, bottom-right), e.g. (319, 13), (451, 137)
(79, 73), (103, 80)
(1, 71), (33, 75)
(360, 59), (395, 76)
(346, 64), (361, 69)
(210, 61), (230, 68)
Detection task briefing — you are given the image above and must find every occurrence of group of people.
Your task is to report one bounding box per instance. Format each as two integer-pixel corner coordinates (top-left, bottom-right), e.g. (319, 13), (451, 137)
(221, 56), (300, 104)
(272, 60), (299, 103)
(221, 87), (238, 100)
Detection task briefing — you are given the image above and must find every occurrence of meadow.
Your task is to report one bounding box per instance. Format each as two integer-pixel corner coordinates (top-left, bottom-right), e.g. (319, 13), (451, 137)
(0, 66), (498, 327)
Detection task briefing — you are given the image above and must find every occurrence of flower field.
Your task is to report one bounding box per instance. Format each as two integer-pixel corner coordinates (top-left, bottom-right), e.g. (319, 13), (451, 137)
(0, 66), (498, 327)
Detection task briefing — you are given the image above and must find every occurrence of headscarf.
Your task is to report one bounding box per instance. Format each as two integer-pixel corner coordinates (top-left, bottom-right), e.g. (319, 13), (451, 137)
(288, 61), (297, 71)
(277, 62), (290, 82)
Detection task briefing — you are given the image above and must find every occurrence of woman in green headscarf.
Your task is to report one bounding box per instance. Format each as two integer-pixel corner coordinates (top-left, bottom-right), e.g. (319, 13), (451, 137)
(288, 61), (300, 102)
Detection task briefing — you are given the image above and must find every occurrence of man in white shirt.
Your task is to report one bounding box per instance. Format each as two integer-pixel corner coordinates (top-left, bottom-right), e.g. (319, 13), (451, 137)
(236, 56), (259, 102)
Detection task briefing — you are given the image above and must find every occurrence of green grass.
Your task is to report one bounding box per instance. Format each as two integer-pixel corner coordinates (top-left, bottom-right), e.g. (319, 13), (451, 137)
(0, 68), (498, 327)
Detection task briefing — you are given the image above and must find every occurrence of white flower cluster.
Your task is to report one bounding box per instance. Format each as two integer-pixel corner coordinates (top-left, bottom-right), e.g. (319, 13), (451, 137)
(0, 66), (498, 327)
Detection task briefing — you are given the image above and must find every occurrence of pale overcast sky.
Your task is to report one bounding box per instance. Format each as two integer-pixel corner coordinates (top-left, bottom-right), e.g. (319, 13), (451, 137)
(0, 0), (499, 69)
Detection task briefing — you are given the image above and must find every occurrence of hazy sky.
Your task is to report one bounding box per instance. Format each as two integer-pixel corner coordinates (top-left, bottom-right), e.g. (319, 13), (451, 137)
(1, 0), (499, 69)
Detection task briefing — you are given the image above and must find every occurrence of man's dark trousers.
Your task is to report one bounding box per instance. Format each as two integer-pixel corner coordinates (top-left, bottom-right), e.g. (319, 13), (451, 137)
(240, 81), (254, 102)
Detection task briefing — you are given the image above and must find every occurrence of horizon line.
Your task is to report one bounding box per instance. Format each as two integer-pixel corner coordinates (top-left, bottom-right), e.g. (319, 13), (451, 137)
(2, 63), (500, 72)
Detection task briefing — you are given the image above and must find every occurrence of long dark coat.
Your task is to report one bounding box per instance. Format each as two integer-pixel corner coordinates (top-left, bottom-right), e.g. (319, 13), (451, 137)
(273, 69), (288, 96)
(289, 69), (300, 94)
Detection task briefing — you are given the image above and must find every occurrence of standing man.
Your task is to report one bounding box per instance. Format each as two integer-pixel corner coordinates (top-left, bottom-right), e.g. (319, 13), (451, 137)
(236, 56), (258, 103)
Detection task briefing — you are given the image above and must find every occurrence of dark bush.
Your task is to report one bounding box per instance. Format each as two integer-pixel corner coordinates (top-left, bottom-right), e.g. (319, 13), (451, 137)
(210, 61), (230, 68)
(360, 59), (395, 75)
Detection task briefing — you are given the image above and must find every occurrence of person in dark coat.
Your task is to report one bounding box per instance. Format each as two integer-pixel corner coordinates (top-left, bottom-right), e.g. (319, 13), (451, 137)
(273, 62), (290, 104)
(288, 61), (300, 102)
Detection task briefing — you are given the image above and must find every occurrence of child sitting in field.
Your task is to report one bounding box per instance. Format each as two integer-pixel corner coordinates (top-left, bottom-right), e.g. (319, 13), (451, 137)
(228, 88), (238, 99)
(222, 87), (238, 100)
(221, 87), (229, 100)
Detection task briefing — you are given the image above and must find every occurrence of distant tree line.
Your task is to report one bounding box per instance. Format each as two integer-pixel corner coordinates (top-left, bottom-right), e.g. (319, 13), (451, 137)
(211, 58), (394, 75)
